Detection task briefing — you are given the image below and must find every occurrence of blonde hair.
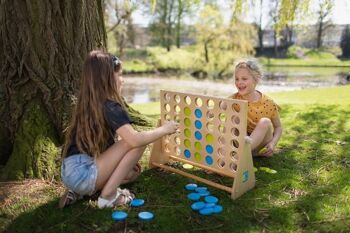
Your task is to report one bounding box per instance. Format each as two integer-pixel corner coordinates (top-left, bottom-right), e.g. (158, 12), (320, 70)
(62, 50), (124, 158)
(234, 59), (263, 83)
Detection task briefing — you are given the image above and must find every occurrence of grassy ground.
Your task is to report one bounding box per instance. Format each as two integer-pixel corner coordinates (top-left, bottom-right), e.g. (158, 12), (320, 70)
(1, 86), (350, 232)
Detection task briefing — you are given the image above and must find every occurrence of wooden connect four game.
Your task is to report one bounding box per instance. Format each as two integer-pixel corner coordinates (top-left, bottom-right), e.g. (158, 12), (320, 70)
(149, 90), (255, 199)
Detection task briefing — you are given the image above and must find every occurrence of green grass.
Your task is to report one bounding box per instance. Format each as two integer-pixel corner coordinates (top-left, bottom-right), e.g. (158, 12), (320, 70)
(1, 86), (350, 232)
(260, 57), (350, 67)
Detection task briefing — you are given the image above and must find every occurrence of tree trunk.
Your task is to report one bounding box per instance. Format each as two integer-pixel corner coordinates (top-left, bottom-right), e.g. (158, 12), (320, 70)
(176, 0), (183, 48)
(0, 0), (106, 180)
(317, 21), (323, 48)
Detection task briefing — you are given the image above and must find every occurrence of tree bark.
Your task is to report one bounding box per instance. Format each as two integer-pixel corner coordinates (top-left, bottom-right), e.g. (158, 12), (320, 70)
(0, 0), (107, 180)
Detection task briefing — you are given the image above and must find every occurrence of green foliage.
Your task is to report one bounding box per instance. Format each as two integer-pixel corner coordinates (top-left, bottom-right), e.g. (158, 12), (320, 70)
(147, 46), (202, 71)
(194, 5), (255, 78)
(123, 59), (154, 73)
(304, 49), (337, 59)
(286, 45), (308, 58)
(340, 25), (350, 58)
(286, 46), (337, 59)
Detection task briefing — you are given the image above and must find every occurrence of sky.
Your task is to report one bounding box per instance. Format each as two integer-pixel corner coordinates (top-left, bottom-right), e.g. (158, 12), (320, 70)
(132, 0), (350, 27)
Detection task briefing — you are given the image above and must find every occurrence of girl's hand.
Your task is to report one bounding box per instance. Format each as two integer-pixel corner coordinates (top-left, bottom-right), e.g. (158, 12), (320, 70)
(162, 121), (179, 135)
(259, 142), (275, 157)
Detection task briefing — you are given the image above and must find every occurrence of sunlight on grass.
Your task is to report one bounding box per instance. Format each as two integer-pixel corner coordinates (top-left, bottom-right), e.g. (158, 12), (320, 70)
(2, 86), (349, 232)
(269, 85), (350, 106)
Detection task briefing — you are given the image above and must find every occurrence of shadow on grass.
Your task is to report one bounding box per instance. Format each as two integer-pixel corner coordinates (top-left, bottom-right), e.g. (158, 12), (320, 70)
(4, 105), (350, 232)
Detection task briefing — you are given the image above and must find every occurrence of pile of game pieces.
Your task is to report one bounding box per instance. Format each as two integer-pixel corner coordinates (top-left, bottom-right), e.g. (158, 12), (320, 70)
(185, 183), (223, 215)
(111, 198), (154, 221)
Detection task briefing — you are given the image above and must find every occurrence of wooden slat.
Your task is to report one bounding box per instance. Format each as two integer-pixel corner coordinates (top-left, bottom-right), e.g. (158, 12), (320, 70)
(152, 162), (233, 193)
(169, 155), (236, 178)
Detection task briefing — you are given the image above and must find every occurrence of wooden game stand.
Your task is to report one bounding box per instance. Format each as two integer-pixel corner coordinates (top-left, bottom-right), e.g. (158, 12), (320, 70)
(149, 91), (255, 200)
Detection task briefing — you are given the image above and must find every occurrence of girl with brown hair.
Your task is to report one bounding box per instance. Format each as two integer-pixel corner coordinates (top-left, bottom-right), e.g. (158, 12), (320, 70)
(59, 50), (178, 208)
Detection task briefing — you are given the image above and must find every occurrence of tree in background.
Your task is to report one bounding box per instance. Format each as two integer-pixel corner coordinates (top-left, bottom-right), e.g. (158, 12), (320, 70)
(146, 0), (198, 50)
(147, 0), (176, 51)
(340, 25), (350, 58)
(315, 0), (334, 48)
(174, 0), (199, 48)
(195, 4), (255, 79)
(105, 0), (137, 57)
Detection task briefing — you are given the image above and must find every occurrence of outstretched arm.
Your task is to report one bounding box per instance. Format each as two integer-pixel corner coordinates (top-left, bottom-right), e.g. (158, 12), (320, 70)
(116, 121), (178, 148)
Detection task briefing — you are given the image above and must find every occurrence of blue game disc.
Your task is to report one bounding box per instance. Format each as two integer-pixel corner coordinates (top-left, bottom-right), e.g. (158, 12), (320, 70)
(191, 201), (206, 211)
(130, 199), (145, 207)
(212, 205), (223, 214)
(112, 211), (128, 221)
(195, 187), (208, 193)
(195, 131), (202, 140)
(185, 183), (198, 191)
(187, 192), (201, 201)
(205, 203), (216, 208)
(195, 109), (202, 118)
(138, 211), (154, 221)
(184, 149), (191, 158)
(198, 191), (210, 197)
(206, 145), (214, 154)
(205, 155), (213, 165)
(205, 195), (218, 204)
(195, 120), (202, 129)
(199, 207), (214, 215)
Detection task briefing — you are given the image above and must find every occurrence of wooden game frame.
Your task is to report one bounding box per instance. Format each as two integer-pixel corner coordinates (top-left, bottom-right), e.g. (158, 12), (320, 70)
(149, 90), (255, 199)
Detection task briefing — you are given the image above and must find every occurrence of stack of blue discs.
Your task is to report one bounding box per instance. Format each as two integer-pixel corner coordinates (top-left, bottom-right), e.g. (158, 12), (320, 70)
(185, 184), (224, 215)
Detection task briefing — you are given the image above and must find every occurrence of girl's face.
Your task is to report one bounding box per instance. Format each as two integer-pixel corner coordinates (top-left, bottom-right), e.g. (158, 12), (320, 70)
(114, 71), (123, 95)
(234, 67), (257, 96)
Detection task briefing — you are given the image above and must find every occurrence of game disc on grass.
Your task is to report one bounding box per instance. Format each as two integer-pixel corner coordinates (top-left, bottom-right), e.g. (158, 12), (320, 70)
(187, 193), (201, 201)
(191, 201), (205, 211)
(198, 191), (210, 197)
(138, 212), (154, 221)
(204, 195), (218, 204)
(185, 183), (198, 191)
(205, 203), (215, 208)
(112, 211), (128, 221)
(130, 199), (145, 207)
(195, 187), (208, 193)
(183, 164), (194, 170)
(199, 207), (214, 215)
(259, 167), (277, 174)
(212, 205), (223, 214)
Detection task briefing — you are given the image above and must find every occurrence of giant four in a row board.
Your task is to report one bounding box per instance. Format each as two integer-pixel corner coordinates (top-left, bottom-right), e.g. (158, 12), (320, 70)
(149, 90), (255, 199)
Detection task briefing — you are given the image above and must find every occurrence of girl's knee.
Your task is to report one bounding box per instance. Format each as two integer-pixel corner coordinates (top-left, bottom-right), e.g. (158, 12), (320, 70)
(257, 118), (272, 129)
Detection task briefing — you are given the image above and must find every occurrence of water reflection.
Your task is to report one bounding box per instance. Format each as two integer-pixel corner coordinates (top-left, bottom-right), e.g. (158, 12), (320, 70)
(122, 68), (350, 104)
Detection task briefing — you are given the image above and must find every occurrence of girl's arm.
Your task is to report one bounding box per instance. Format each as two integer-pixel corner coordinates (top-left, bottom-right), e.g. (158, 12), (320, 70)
(271, 116), (283, 147)
(116, 121), (178, 148)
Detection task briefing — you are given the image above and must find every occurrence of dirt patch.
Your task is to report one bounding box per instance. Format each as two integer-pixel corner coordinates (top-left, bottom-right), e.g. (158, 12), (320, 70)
(0, 179), (64, 212)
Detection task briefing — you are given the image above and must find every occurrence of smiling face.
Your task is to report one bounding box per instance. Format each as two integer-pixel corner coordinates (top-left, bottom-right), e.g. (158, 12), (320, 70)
(234, 67), (257, 96)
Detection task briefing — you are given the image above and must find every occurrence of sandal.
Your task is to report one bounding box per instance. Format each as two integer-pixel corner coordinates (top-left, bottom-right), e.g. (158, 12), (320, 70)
(97, 188), (135, 209)
(59, 189), (83, 209)
(121, 163), (141, 184)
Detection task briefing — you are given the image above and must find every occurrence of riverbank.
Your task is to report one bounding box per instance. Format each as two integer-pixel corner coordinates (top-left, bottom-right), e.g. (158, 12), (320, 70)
(120, 47), (350, 76)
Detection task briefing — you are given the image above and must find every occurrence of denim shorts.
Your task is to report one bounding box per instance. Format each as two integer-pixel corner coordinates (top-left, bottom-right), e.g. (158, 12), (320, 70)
(61, 154), (98, 196)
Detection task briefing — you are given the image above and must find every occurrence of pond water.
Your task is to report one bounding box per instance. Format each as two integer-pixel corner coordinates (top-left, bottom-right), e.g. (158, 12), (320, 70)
(122, 67), (350, 103)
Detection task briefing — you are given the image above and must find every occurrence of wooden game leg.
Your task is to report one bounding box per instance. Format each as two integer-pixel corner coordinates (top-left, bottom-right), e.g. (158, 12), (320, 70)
(149, 119), (170, 168)
(231, 141), (255, 199)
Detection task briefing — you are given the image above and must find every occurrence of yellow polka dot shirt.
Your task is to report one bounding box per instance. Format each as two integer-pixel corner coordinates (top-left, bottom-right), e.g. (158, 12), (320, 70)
(230, 91), (280, 134)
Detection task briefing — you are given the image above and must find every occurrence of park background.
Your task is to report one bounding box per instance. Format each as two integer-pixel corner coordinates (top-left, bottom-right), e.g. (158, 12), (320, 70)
(0, 0), (349, 232)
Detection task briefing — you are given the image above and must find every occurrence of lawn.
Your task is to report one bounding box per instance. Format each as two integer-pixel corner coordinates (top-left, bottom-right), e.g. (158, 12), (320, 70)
(1, 86), (349, 232)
